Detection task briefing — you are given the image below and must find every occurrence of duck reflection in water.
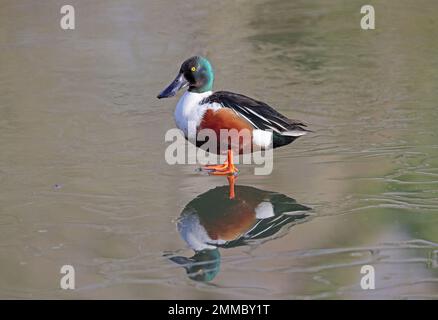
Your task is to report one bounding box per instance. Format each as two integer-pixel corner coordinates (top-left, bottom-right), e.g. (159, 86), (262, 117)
(166, 185), (312, 282)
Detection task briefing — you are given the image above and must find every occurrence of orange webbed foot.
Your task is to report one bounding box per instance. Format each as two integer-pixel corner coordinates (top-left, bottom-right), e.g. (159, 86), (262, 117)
(204, 150), (238, 176)
(200, 150), (238, 199)
(201, 162), (229, 172)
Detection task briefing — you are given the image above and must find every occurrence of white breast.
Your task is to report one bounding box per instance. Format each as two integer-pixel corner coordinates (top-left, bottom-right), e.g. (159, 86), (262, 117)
(177, 211), (226, 251)
(174, 91), (221, 138)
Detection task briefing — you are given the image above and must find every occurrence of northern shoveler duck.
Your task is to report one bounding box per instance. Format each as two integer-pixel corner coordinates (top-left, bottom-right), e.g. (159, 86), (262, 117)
(157, 56), (310, 198)
(165, 185), (312, 281)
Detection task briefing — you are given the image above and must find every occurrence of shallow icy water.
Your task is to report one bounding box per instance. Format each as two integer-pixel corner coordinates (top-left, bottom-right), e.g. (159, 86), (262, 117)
(0, 0), (437, 299)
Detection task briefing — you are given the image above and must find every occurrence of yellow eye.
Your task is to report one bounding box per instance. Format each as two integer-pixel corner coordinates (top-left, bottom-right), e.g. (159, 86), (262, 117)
(191, 66), (196, 72)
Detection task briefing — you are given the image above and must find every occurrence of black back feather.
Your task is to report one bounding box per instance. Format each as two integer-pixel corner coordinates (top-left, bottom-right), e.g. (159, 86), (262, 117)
(202, 91), (309, 135)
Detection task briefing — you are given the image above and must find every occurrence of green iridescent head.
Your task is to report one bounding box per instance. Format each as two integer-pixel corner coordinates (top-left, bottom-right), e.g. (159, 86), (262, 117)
(168, 249), (221, 282)
(157, 56), (214, 98)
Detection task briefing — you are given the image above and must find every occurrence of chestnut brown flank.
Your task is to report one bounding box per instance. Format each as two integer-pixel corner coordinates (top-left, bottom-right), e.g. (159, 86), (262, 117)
(199, 109), (254, 154)
(200, 109), (252, 132)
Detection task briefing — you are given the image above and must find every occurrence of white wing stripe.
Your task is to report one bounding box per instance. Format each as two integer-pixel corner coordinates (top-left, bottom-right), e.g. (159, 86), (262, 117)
(245, 107), (270, 122)
(269, 120), (289, 130)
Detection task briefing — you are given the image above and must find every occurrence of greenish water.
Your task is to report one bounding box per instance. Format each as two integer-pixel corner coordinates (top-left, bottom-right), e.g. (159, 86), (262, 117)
(0, 0), (437, 299)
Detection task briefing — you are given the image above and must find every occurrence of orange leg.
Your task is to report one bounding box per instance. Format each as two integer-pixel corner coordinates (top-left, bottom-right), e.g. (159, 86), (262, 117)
(205, 150), (238, 176)
(201, 150), (238, 199)
(201, 151), (232, 172)
(227, 175), (236, 200)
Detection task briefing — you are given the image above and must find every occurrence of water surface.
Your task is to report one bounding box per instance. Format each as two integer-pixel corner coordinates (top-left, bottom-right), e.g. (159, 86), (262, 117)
(0, 0), (437, 299)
